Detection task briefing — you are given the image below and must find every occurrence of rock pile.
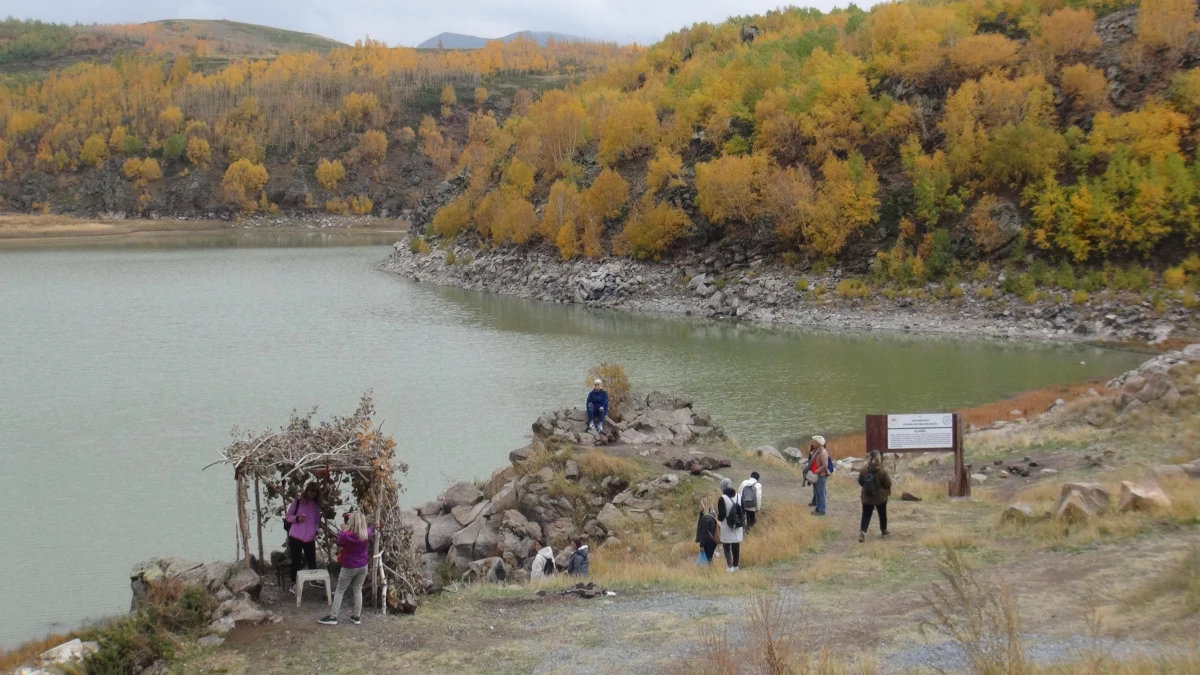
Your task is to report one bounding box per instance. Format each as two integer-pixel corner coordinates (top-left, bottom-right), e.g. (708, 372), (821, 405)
(412, 464), (685, 587)
(532, 391), (724, 447)
(129, 557), (276, 635)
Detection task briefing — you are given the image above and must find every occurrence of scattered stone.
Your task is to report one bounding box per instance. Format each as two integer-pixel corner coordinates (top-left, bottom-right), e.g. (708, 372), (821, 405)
(900, 492), (922, 502)
(1056, 483), (1112, 514)
(40, 639), (97, 664)
(1039, 468), (1058, 475)
(1056, 490), (1093, 524)
(1118, 481), (1172, 512)
(1001, 503), (1038, 525)
(197, 635), (225, 648)
(970, 473), (988, 485)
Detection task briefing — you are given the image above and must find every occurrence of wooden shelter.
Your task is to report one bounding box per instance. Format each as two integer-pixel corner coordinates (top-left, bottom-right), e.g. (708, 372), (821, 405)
(211, 393), (421, 612)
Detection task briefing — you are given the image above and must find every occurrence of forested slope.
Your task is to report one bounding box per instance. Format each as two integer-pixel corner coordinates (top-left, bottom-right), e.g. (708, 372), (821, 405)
(418, 0), (1200, 293)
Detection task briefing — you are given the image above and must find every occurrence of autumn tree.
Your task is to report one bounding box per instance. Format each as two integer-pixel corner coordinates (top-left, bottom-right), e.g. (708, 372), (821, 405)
(80, 134), (108, 168)
(432, 195), (472, 238)
(474, 87), (488, 109)
(354, 130), (388, 166)
(695, 153), (768, 228)
(621, 197), (691, 259)
(158, 106), (184, 135)
(343, 92), (381, 130)
(646, 147), (683, 194)
(186, 137), (211, 165)
(221, 159), (269, 213)
(597, 98), (658, 166)
(806, 152), (879, 256)
(1136, 0), (1197, 56)
(316, 158), (346, 189)
(540, 179), (580, 242)
(122, 157), (162, 187)
(440, 84), (457, 118)
(1060, 64), (1108, 113)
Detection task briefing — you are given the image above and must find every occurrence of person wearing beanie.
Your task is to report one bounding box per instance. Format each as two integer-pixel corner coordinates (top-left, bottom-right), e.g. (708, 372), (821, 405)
(586, 379), (609, 433)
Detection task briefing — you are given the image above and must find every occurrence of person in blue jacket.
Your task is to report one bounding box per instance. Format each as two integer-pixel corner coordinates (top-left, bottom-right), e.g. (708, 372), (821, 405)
(586, 379), (609, 432)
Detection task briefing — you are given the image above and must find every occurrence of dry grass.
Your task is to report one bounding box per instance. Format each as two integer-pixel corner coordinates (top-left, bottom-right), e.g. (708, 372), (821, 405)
(0, 632), (77, 671)
(575, 449), (641, 483)
(920, 524), (980, 551)
(1130, 545), (1200, 617)
(739, 503), (828, 567)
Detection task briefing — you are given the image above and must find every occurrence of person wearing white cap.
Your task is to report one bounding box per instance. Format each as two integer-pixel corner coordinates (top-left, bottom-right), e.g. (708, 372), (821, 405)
(586, 379), (609, 433)
(808, 435), (830, 516)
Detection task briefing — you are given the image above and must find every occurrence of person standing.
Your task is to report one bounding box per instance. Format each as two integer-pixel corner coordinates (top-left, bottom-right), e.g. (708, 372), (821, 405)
(319, 512), (373, 626)
(858, 450), (893, 542)
(567, 538), (590, 576)
(809, 436), (830, 516)
(586, 379), (609, 432)
(738, 472), (763, 531)
(694, 500), (719, 565)
(284, 483), (322, 590)
(716, 478), (744, 571)
(530, 540), (555, 582)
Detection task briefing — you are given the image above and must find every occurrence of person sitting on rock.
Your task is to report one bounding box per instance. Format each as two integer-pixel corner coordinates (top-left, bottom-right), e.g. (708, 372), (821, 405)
(738, 472), (763, 531)
(586, 379), (609, 433)
(530, 539), (556, 583)
(567, 537), (590, 576)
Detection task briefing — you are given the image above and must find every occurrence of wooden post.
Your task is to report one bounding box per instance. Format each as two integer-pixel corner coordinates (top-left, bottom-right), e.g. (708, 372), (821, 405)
(235, 475), (252, 564)
(370, 486), (381, 610)
(254, 477), (265, 572)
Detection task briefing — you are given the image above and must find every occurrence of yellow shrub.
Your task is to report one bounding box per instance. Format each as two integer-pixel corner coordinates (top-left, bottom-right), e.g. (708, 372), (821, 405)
(185, 137), (210, 166)
(432, 195), (473, 238)
(348, 194), (373, 215)
(835, 278), (871, 299)
(221, 159), (269, 212)
(1072, 290), (1089, 304)
(325, 198), (348, 215)
(1164, 267), (1187, 290)
(622, 198), (691, 260)
(315, 158), (346, 190)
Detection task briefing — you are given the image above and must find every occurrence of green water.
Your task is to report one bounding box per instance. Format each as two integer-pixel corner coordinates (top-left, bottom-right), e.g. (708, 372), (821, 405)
(0, 234), (1143, 647)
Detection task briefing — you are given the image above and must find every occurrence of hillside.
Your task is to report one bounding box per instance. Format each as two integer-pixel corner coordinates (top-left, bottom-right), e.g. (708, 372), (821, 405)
(417, 30), (586, 49)
(0, 18), (344, 75)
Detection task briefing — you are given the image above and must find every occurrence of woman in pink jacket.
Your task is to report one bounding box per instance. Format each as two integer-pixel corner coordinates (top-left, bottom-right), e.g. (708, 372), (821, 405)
(284, 483), (322, 590)
(319, 512), (374, 625)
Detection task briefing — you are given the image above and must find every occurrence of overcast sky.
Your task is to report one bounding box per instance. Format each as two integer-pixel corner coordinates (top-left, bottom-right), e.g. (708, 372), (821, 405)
(11, 0), (875, 47)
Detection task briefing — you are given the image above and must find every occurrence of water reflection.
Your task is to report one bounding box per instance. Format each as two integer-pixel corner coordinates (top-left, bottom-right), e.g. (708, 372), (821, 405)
(0, 229), (404, 250)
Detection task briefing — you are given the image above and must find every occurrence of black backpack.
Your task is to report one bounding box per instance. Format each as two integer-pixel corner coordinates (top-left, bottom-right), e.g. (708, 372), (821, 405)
(724, 496), (745, 529)
(862, 470), (879, 499)
(543, 557), (555, 575)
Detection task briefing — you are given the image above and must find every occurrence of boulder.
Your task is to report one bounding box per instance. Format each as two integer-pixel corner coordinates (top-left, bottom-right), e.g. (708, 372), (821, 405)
(416, 500), (445, 522)
(597, 503), (629, 532)
(40, 639), (97, 665)
(646, 392), (693, 411)
(544, 517), (579, 548)
(463, 557), (507, 583)
(442, 482), (484, 509)
(176, 561), (231, 593)
(510, 446), (534, 466)
(755, 445), (785, 462)
(1134, 373), (1176, 404)
(537, 466), (556, 483)
(1056, 483), (1112, 514)
(781, 447), (806, 464)
(970, 473), (988, 485)
(224, 565), (261, 600)
(419, 552), (445, 585)
(453, 499), (490, 527)
(427, 513), (464, 553)
(1001, 503), (1038, 525)
(491, 482), (519, 513)
(1149, 465), (1186, 481)
(1056, 490), (1092, 524)
(900, 492), (922, 502)
(473, 521), (501, 559)
(211, 594), (274, 634)
(397, 508), (430, 557)
(1118, 481), (1172, 512)
(564, 459), (580, 480)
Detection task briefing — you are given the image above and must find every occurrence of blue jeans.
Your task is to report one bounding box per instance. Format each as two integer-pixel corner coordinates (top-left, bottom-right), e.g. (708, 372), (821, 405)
(587, 405), (605, 431)
(814, 475), (828, 514)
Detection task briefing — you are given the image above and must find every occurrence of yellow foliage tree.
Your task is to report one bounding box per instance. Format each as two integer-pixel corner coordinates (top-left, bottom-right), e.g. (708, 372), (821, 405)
(186, 137), (211, 166)
(355, 130), (388, 166)
(1060, 64), (1108, 112)
(948, 34), (1020, 78)
(349, 194), (373, 215)
(432, 195), (473, 238)
(695, 153), (768, 227)
(221, 159), (269, 213)
(122, 157), (161, 186)
(474, 87), (488, 108)
(540, 180), (580, 240)
(316, 158), (346, 190)
(621, 197), (692, 260)
(806, 152), (879, 256)
(158, 106), (184, 135)
(1136, 0), (1197, 55)
(1089, 102), (1190, 162)
(646, 147), (683, 194)
(581, 168), (629, 222)
(80, 134), (108, 168)
(597, 98), (658, 166)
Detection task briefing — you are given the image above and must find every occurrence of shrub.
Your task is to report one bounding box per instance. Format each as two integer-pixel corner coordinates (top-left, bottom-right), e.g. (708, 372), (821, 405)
(161, 133), (186, 162)
(324, 197), (348, 215)
(586, 363), (631, 414)
(445, 250), (456, 264)
(315, 158), (346, 190)
(973, 262), (991, 282)
(80, 134), (108, 168)
(622, 199), (691, 260)
(432, 195), (472, 239)
(795, 278), (810, 292)
(924, 229), (955, 279)
(81, 580), (215, 674)
(1054, 263), (1076, 289)
(835, 278), (871, 299)
(1001, 271), (1036, 298)
(185, 137), (210, 166)
(1164, 266), (1187, 290)
(409, 237), (431, 254)
(348, 194), (373, 215)
(221, 159), (269, 212)
(979, 286), (995, 299)
(1073, 290), (1089, 304)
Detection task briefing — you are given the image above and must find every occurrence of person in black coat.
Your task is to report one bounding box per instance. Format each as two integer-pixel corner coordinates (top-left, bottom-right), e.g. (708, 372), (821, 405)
(694, 499), (718, 564)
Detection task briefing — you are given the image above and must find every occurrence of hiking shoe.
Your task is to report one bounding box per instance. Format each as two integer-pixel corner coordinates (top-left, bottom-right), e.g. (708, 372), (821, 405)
(350, 615), (362, 625)
(858, 531), (866, 543)
(881, 530), (890, 538)
(813, 511), (826, 517)
(318, 615), (338, 626)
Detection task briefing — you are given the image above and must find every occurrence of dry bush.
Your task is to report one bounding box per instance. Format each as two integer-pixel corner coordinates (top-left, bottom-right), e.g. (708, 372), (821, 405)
(0, 632), (78, 671)
(586, 363), (631, 414)
(920, 524), (979, 550)
(920, 545), (1028, 675)
(739, 502), (828, 567)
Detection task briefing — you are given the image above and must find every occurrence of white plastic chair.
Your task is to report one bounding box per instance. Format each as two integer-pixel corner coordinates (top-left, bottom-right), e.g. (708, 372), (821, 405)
(295, 569), (331, 607)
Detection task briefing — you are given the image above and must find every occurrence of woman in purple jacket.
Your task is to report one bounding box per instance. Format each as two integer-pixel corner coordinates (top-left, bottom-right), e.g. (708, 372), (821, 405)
(284, 483), (322, 590)
(319, 512), (374, 625)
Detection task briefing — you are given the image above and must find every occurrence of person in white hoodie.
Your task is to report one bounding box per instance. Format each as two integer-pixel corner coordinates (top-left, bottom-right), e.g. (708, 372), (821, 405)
(530, 540), (555, 583)
(737, 471), (764, 531)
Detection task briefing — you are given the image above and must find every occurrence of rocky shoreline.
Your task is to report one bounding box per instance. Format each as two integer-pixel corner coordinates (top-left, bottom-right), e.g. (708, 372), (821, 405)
(382, 236), (1198, 344)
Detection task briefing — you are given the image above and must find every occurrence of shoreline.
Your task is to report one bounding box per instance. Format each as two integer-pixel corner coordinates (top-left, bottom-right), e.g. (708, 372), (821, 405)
(382, 237), (1200, 346)
(0, 214), (408, 247)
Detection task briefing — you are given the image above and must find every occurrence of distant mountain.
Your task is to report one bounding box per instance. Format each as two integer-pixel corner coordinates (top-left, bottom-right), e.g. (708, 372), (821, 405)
(417, 30), (585, 50)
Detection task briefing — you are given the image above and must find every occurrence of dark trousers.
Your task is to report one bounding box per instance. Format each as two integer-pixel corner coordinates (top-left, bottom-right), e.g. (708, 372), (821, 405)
(860, 502), (888, 533)
(745, 510), (757, 530)
(702, 541), (717, 562)
(287, 535), (317, 582)
(587, 405), (605, 430)
(722, 542), (740, 568)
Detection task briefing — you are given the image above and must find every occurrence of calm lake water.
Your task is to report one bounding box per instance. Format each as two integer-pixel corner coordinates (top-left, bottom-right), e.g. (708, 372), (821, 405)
(0, 233), (1144, 647)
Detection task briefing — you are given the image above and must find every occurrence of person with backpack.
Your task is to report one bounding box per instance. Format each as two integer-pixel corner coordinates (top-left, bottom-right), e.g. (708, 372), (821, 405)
(694, 499), (719, 565)
(808, 435), (831, 516)
(716, 478), (744, 571)
(586, 379), (609, 433)
(284, 482), (322, 591)
(737, 472), (763, 531)
(858, 449), (893, 542)
(567, 537), (590, 576)
(530, 539), (556, 582)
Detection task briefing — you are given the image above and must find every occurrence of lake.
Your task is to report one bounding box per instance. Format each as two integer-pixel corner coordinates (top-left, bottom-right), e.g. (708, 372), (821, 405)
(0, 233), (1144, 647)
